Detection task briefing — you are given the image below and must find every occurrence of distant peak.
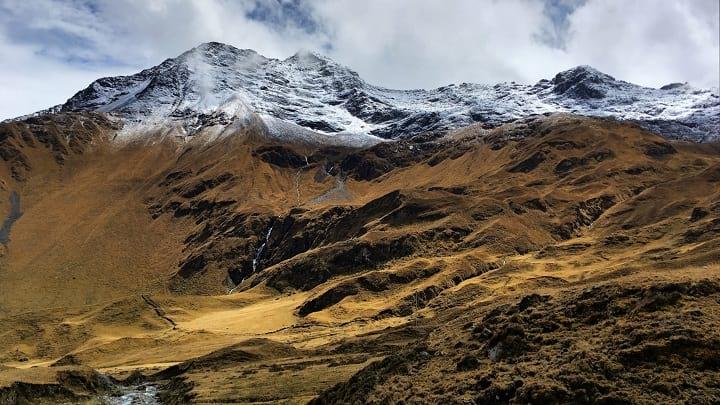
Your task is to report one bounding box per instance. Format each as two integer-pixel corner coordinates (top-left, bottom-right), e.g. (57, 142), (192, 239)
(553, 65), (615, 82)
(180, 42), (261, 61)
(197, 41), (226, 48)
(194, 41), (240, 51)
(286, 49), (335, 66)
(566, 65), (602, 73)
(550, 65), (618, 99)
(282, 49), (360, 79)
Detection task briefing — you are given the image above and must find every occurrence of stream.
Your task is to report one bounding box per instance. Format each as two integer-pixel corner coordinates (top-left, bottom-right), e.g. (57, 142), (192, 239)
(103, 383), (159, 405)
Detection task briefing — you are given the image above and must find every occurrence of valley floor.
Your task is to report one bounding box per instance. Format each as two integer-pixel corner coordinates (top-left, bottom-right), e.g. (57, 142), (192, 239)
(2, 260), (718, 404)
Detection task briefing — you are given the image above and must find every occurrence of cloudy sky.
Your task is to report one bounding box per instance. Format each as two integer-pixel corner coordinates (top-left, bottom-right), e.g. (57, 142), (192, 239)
(0, 0), (718, 120)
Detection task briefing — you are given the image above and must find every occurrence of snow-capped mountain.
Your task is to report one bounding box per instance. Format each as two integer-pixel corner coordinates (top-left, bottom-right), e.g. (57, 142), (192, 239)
(50, 42), (720, 142)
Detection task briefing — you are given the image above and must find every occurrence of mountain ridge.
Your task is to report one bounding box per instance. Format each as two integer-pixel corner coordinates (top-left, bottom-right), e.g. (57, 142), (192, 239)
(13, 41), (718, 144)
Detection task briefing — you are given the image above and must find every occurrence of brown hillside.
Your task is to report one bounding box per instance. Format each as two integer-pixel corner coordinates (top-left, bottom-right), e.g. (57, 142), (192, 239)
(0, 113), (718, 403)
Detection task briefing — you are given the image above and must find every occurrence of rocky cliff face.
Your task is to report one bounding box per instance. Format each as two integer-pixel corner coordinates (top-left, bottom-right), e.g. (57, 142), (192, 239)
(37, 42), (718, 143)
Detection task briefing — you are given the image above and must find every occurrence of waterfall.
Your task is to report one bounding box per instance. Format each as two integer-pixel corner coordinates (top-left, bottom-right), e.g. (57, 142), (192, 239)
(252, 225), (273, 272)
(228, 224), (274, 295)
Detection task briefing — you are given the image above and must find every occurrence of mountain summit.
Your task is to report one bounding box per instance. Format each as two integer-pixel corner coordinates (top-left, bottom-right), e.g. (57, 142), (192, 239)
(550, 65), (619, 99)
(50, 42), (719, 142)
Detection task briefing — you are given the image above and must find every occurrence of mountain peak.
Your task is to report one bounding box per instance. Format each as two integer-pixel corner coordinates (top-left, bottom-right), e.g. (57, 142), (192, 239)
(287, 49), (329, 63)
(196, 41), (235, 50)
(179, 42), (262, 64)
(551, 65), (618, 99)
(552, 65), (616, 84)
(560, 64), (608, 75)
(284, 49), (352, 73)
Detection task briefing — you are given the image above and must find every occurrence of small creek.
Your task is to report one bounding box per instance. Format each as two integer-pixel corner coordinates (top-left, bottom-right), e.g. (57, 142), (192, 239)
(0, 191), (22, 244)
(103, 383), (159, 405)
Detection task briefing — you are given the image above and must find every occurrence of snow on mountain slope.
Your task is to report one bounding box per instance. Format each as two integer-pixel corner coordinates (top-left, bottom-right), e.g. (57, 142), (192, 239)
(55, 42), (719, 142)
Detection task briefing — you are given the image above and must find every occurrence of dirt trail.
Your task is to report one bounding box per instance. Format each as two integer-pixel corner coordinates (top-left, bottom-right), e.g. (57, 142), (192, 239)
(141, 295), (176, 328)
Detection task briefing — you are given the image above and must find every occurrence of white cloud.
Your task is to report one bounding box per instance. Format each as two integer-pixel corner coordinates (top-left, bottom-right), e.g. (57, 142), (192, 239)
(312, 0), (572, 88)
(0, 31), (135, 119)
(565, 0), (720, 88)
(0, 0), (717, 120)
